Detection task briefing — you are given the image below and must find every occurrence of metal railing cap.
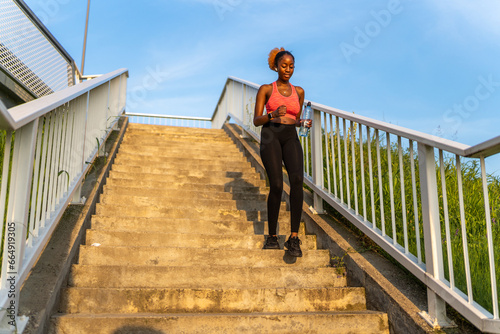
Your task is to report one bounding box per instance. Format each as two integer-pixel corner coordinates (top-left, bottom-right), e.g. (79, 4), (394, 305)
(227, 76), (261, 90)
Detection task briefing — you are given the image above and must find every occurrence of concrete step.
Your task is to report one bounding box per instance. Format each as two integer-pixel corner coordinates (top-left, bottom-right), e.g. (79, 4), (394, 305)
(121, 138), (240, 150)
(50, 311), (390, 334)
(104, 178), (268, 193)
(113, 154), (254, 171)
(102, 185), (267, 201)
(118, 146), (245, 159)
(125, 124), (231, 137)
(119, 141), (243, 153)
(85, 230), (316, 250)
(99, 193), (276, 212)
(77, 246), (329, 267)
(115, 151), (247, 164)
(59, 287), (367, 314)
(123, 130), (232, 141)
(68, 265), (346, 289)
(90, 216), (306, 236)
(107, 170), (266, 187)
(94, 203), (289, 222)
(110, 164), (260, 179)
(122, 135), (234, 146)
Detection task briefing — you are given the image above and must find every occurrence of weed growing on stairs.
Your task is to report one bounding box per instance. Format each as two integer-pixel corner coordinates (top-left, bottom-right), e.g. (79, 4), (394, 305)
(331, 242), (377, 277)
(331, 247), (357, 276)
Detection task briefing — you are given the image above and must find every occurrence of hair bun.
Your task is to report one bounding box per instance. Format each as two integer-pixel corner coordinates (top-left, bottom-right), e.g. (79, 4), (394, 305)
(268, 47), (285, 71)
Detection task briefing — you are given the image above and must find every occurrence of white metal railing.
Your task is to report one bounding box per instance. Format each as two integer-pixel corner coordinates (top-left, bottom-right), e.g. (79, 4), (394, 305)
(0, 68), (128, 332)
(125, 112), (212, 129)
(0, 0), (75, 98)
(211, 76), (500, 333)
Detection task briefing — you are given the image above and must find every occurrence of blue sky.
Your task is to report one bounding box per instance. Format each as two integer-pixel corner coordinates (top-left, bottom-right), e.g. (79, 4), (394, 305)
(24, 0), (500, 147)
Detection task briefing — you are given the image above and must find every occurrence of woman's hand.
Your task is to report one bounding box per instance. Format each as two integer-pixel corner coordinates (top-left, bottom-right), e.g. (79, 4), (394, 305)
(273, 105), (287, 118)
(300, 119), (312, 128)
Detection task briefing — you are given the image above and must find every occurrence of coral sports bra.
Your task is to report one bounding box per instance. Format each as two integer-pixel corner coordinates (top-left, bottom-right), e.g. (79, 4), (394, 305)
(265, 81), (301, 120)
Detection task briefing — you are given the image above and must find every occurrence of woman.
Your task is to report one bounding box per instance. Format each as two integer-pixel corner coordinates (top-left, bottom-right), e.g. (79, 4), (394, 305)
(253, 47), (311, 257)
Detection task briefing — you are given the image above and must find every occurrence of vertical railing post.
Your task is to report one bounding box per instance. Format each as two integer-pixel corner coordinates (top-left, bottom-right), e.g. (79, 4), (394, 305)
(72, 91), (90, 204)
(99, 81), (111, 157)
(0, 120), (38, 332)
(241, 83), (250, 139)
(417, 143), (452, 328)
(311, 108), (324, 214)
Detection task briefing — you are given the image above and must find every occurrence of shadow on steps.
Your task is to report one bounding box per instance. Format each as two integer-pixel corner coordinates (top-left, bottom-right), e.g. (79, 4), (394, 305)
(224, 171), (267, 236)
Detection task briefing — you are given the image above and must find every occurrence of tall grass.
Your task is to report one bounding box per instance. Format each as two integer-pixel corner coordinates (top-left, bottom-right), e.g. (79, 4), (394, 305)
(303, 122), (500, 315)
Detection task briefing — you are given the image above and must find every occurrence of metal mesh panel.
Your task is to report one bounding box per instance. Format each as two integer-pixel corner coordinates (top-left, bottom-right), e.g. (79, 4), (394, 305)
(0, 0), (72, 97)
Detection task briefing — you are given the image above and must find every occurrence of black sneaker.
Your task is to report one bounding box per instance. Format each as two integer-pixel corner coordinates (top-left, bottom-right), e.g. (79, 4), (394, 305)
(284, 236), (302, 257)
(263, 235), (280, 249)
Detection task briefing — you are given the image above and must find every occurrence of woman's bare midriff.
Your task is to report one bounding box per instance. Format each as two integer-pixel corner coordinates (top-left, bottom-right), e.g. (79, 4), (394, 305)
(270, 117), (296, 125)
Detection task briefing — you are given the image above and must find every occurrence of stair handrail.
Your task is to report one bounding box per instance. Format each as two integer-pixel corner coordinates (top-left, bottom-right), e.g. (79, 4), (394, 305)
(0, 68), (128, 332)
(212, 76), (500, 333)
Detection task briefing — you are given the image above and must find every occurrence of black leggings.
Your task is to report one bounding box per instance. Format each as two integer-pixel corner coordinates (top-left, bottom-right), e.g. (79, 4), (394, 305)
(260, 122), (304, 236)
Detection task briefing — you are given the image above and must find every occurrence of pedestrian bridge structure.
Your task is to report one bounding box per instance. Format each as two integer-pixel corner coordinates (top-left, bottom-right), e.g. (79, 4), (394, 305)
(1, 1), (500, 333)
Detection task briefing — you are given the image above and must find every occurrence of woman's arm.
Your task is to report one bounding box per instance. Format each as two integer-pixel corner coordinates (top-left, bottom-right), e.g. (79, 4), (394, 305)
(294, 86), (306, 127)
(253, 84), (274, 126)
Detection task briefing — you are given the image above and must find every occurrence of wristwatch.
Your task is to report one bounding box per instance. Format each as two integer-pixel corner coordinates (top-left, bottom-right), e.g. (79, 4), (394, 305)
(268, 113), (273, 120)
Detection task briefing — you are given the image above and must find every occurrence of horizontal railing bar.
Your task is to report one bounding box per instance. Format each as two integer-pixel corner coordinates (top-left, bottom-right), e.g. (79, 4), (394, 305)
(227, 76), (261, 90)
(81, 74), (103, 80)
(124, 112), (211, 121)
(465, 134), (500, 158)
(0, 68), (128, 131)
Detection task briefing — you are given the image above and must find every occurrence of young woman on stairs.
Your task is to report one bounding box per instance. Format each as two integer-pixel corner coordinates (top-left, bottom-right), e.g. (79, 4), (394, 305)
(253, 47), (312, 257)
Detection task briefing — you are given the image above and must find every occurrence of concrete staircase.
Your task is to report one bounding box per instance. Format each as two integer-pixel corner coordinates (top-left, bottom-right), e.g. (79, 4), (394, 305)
(50, 123), (390, 333)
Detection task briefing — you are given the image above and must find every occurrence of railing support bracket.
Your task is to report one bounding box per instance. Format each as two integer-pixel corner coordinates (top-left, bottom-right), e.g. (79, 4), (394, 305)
(419, 307), (456, 329)
(71, 181), (84, 204)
